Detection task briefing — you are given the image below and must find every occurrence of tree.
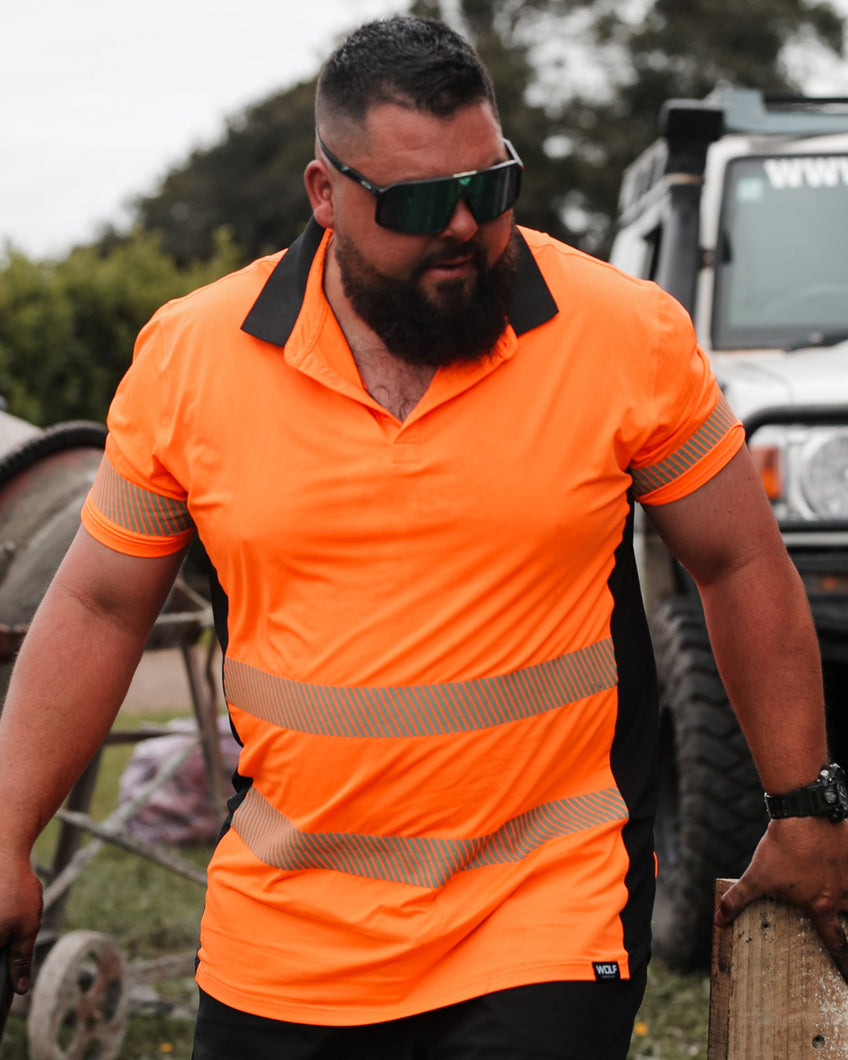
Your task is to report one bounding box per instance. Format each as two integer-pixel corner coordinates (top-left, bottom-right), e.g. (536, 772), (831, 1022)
(133, 78), (317, 267)
(0, 229), (240, 426)
(128, 0), (846, 262)
(132, 0), (579, 264)
(527, 0), (847, 251)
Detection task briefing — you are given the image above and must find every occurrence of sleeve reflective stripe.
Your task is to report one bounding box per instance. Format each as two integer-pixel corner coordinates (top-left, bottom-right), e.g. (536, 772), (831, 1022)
(630, 394), (739, 497)
(89, 457), (193, 537)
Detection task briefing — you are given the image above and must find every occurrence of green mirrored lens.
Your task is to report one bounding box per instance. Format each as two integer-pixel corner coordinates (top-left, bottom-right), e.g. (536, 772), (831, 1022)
(378, 181), (462, 234)
(318, 131), (523, 235)
(468, 166), (522, 224)
(376, 163), (521, 234)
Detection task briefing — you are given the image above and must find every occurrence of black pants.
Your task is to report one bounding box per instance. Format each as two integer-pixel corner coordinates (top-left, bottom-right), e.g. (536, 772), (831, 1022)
(191, 969), (647, 1060)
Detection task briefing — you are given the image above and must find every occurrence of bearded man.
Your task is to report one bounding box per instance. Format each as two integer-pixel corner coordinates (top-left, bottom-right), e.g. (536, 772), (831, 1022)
(1, 15), (847, 1060)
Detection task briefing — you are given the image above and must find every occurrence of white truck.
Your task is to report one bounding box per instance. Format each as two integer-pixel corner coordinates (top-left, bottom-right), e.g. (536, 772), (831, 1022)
(608, 87), (848, 969)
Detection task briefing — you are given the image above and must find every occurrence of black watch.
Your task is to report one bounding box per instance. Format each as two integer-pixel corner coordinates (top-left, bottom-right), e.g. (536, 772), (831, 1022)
(764, 763), (848, 823)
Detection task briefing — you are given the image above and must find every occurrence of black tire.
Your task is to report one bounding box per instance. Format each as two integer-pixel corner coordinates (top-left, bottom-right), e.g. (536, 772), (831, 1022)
(0, 419), (106, 490)
(650, 596), (768, 970)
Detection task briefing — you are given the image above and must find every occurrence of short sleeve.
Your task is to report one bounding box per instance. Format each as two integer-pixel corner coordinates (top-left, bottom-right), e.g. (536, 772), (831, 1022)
(628, 290), (744, 504)
(81, 312), (197, 557)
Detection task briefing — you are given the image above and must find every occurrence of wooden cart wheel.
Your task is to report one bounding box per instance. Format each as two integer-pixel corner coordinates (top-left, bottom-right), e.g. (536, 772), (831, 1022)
(27, 930), (129, 1060)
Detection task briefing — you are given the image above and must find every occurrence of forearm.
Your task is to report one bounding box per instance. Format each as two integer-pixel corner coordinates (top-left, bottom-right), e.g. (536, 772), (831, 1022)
(647, 447), (829, 792)
(0, 526), (185, 992)
(698, 551), (827, 794)
(647, 447), (848, 978)
(0, 528), (186, 854)
(0, 585), (151, 851)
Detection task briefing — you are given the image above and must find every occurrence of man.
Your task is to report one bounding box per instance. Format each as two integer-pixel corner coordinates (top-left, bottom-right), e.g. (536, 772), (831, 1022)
(1, 15), (847, 1060)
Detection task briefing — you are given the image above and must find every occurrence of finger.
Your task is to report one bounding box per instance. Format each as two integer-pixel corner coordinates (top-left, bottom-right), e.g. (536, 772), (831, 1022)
(810, 912), (848, 986)
(11, 953), (32, 995)
(714, 875), (761, 926)
(9, 930), (38, 995)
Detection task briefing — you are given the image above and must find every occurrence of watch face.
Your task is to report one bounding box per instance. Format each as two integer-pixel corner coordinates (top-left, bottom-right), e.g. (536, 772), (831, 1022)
(826, 766), (848, 820)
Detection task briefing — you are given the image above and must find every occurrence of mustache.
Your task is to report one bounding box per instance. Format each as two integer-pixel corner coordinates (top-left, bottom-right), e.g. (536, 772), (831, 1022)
(414, 239), (488, 275)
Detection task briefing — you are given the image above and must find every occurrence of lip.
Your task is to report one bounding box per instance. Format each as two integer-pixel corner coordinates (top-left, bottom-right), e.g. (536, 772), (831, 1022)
(424, 256), (475, 278)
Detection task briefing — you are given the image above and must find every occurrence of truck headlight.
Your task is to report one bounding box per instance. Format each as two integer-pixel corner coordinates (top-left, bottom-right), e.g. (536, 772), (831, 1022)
(800, 430), (848, 518)
(749, 424), (848, 520)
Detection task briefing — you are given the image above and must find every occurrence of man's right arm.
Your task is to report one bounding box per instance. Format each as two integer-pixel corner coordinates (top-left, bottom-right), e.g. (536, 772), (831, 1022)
(0, 526), (187, 993)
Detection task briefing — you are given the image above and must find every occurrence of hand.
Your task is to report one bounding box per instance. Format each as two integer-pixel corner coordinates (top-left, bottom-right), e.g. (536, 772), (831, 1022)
(0, 852), (43, 994)
(715, 816), (848, 983)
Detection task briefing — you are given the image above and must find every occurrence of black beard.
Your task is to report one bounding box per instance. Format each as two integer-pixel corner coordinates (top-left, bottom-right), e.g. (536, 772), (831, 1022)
(333, 229), (519, 368)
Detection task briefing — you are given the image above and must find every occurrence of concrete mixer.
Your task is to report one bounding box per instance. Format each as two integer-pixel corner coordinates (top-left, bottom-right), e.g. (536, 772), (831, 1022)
(0, 408), (226, 1058)
(0, 411), (108, 694)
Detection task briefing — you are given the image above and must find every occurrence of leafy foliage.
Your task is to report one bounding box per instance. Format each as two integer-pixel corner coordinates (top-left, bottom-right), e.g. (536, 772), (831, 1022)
(128, 0), (847, 264)
(0, 229), (240, 425)
(133, 77), (317, 267)
(1, 0), (846, 425)
(543, 0), (848, 251)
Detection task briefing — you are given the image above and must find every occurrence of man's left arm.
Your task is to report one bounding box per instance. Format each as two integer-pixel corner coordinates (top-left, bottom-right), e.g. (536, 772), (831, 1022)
(644, 445), (848, 981)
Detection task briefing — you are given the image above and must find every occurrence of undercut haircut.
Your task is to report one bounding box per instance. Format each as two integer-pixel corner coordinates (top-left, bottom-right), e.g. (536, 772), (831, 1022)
(315, 15), (498, 131)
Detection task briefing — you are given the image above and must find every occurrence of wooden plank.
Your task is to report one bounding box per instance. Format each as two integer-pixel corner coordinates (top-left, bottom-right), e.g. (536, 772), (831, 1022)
(709, 878), (848, 1058)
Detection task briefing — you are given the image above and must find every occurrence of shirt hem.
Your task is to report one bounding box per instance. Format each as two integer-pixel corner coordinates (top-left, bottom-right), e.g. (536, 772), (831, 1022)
(195, 955), (634, 1027)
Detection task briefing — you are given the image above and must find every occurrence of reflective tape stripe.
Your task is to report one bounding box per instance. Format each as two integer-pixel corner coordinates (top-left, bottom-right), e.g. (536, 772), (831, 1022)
(224, 640), (618, 739)
(90, 459), (193, 536)
(232, 785), (629, 888)
(630, 394), (739, 497)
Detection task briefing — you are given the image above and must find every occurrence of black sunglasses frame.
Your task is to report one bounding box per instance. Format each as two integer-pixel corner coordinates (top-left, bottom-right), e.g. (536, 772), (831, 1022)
(317, 131), (523, 235)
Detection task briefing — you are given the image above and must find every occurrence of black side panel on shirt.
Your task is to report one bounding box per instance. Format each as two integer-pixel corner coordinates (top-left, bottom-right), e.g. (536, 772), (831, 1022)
(205, 551), (229, 655)
(608, 499), (658, 971)
(204, 549), (253, 844)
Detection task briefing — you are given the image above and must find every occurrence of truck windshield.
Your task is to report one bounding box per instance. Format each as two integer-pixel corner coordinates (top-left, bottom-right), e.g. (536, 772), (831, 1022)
(712, 154), (848, 349)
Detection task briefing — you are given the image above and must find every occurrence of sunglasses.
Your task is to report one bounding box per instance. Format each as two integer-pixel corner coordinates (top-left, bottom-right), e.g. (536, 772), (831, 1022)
(317, 131), (523, 235)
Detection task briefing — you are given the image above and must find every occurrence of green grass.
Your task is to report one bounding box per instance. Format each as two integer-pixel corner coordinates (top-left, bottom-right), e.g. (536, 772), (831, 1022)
(630, 960), (711, 1059)
(1, 710), (712, 1058)
(2, 711), (207, 1059)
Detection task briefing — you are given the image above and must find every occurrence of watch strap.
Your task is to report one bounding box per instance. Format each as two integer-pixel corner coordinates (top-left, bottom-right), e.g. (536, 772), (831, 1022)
(764, 763), (848, 822)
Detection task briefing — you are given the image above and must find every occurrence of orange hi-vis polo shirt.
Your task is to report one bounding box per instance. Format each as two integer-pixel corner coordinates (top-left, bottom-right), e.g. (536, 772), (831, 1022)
(82, 219), (743, 1024)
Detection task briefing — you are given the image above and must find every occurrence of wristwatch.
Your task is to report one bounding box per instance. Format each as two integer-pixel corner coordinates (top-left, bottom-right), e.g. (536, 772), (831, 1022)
(764, 763), (848, 823)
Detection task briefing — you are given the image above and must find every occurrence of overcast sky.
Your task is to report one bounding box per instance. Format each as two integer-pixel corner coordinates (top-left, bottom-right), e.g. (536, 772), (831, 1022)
(3, 0), (848, 259)
(1, 0), (401, 258)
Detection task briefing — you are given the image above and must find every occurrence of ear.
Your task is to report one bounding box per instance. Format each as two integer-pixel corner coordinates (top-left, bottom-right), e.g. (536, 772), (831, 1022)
(304, 161), (335, 229)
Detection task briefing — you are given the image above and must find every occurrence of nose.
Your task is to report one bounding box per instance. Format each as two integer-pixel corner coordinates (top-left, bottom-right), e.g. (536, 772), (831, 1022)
(440, 198), (479, 241)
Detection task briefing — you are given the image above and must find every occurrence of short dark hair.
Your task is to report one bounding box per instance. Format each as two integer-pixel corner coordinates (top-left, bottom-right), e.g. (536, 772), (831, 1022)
(315, 16), (497, 131)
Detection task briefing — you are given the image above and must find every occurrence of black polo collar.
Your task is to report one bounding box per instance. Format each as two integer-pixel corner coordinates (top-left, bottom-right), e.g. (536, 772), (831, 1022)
(241, 216), (558, 349)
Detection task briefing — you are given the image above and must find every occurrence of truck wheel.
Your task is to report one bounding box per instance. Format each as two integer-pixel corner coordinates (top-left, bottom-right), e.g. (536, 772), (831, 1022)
(650, 596), (767, 970)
